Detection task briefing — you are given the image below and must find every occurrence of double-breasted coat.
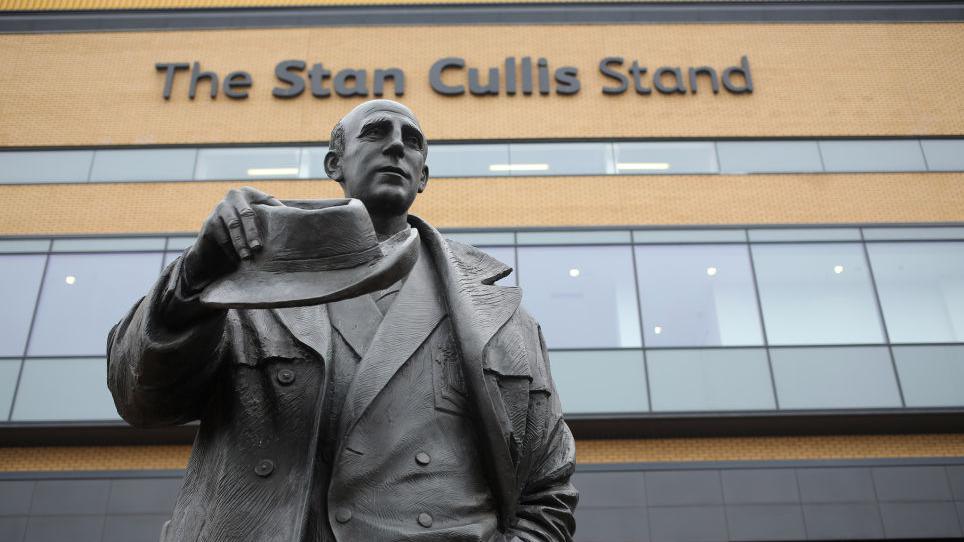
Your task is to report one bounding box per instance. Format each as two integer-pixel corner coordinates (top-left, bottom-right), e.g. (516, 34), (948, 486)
(107, 216), (578, 542)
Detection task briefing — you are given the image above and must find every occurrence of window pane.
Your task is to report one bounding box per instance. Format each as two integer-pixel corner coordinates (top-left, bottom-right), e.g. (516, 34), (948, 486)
(920, 139), (964, 171)
(0, 360), (20, 421)
(647, 348), (774, 411)
(443, 232), (514, 246)
(299, 146), (330, 179)
(0, 255), (46, 356)
(633, 229), (745, 244)
(635, 245), (762, 347)
(751, 244), (884, 345)
(550, 350), (648, 414)
(0, 150), (94, 184)
(509, 143), (613, 175)
(195, 147), (302, 180)
(27, 253), (163, 356)
(863, 227), (964, 241)
(613, 142), (717, 174)
(90, 149), (197, 182)
(163, 251), (182, 269)
(748, 228), (861, 242)
(718, 141), (823, 173)
(819, 140), (926, 172)
(518, 246), (641, 348)
(866, 242), (964, 343)
(11, 358), (120, 421)
(478, 246), (516, 286)
(51, 238), (166, 252)
(770, 346), (901, 409)
(893, 345), (964, 407)
(427, 144), (509, 177)
(517, 231), (631, 245)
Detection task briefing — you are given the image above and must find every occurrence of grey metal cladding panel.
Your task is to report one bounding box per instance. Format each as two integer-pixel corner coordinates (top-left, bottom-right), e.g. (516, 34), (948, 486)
(648, 506), (727, 542)
(724, 504), (806, 541)
(645, 470), (723, 506)
(720, 469), (800, 505)
(879, 502), (963, 539)
(102, 514), (170, 542)
(949, 466), (964, 500)
(0, 481), (34, 516)
(872, 466), (953, 502)
(801, 503), (884, 540)
(107, 478), (180, 514)
(29, 480), (110, 515)
(0, 516), (27, 542)
(574, 506), (648, 542)
(23, 515), (104, 542)
(796, 467), (876, 503)
(571, 471), (646, 508)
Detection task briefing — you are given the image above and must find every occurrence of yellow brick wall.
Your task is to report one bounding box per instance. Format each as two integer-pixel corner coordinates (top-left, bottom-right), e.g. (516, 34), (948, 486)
(1, 24), (963, 146)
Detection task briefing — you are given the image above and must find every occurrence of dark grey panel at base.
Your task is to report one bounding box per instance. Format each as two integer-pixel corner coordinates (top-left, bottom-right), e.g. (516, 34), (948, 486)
(724, 504), (806, 541)
(648, 506), (728, 542)
(0, 481), (33, 515)
(801, 503), (885, 540)
(879, 502), (962, 540)
(574, 506), (648, 542)
(872, 465), (953, 501)
(645, 470), (723, 506)
(571, 471), (646, 508)
(720, 469), (799, 505)
(0, 517), (27, 542)
(29, 479), (110, 515)
(24, 515), (104, 542)
(796, 467), (877, 503)
(102, 514), (171, 542)
(107, 478), (180, 514)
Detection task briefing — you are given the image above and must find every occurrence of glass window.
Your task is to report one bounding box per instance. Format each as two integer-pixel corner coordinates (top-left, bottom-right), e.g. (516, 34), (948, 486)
(478, 246), (516, 286)
(819, 140), (926, 172)
(893, 345), (964, 407)
(298, 146), (330, 179)
(51, 238), (166, 252)
(751, 243), (884, 345)
(770, 346), (901, 409)
(518, 246), (641, 348)
(0, 360), (21, 421)
(647, 348), (774, 411)
(635, 245), (763, 347)
(0, 239), (50, 253)
(920, 140), (964, 171)
(517, 231), (631, 245)
(27, 253), (163, 356)
(866, 242), (964, 343)
(863, 227), (964, 241)
(718, 141), (823, 174)
(195, 147), (302, 180)
(89, 149), (197, 182)
(443, 232), (514, 246)
(0, 255), (47, 357)
(550, 350), (648, 413)
(427, 144), (510, 177)
(613, 142), (717, 174)
(163, 251), (182, 269)
(748, 228), (861, 242)
(11, 358), (120, 421)
(0, 150), (94, 184)
(509, 143), (613, 176)
(166, 237), (197, 251)
(633, 229), (745, 244)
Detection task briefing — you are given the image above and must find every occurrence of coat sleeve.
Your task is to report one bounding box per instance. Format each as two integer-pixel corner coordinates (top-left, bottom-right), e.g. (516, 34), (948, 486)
(107, 256), (230, 428)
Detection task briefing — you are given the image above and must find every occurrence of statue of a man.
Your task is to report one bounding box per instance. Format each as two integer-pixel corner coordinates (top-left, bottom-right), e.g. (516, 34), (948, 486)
(107, 99), (578, 542)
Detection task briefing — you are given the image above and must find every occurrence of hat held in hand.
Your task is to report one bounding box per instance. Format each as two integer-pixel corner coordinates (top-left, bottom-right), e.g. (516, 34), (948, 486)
(201, 198), (419, 309)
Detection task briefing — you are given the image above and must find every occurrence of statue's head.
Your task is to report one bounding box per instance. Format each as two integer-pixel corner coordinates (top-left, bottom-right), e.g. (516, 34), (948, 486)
(324, 99), (429, 219)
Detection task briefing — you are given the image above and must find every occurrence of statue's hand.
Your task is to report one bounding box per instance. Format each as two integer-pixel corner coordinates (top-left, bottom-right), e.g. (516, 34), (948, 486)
(181, 187), (282, 293)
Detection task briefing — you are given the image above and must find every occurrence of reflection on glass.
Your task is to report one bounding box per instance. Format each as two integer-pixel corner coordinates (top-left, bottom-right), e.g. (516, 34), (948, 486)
(427, 144), (510, 177)
(751, 243), (884, 345)
(195, 147), (302, 180)
(866, 242), (964, 343)
(635, 245), (762, 346)
(0, 360), (20, 421)
(892, 345), (964, 407)
(0, 150), (94, 184)
(717, 141), (822, 174)
(298, 146), (330, 179)
(90, 149), (197, 182)
(518, 246), (641, 348)
(819, 140), (926, 172)
(28, 253), (164, 356)
(920, 140), (964, 171)
(11, 358), (120, 421)
(770, 346), (901, 409)
(550, 350), (648, 413)
(647, 349), (774, 411)
(0, 255), (46, 356)
(508, 143), (613, 176)
(613, 142), (717, 174)
(478, 246), (516, 286)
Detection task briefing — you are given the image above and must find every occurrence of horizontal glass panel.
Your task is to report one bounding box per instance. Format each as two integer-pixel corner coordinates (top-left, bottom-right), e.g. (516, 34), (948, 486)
(517, 230), (631, 245)
(647, 348), (775, 411)
(550, 350), (648, 414)
(893, 345), (964, 407)
(0, 150), (94, 184)
(427, 144), (510, 177)
(862, 227), (964, 241)
(752, 243), (884, 345)
(195, 147), (302, 180)
(819, 140), (926, 172)
(298, 146), (330, 179)
(478, 246), (516, 286)
(51, 238), (166, 252)
(748, 228), (861, 242)
(443, 232), (515, 246)
(509, 143), (613, 176)
(89, 149), (197, 182)
(11, 358), (120, 421)
(635, 244), (763, 347)
(718, 141), (823, 173)
(0, 239), (50, 253)
(518, 245), (641, 348)
(633, 229), (746, 244)
(866, 242), (964, 343)
(613, 142), (717, 174)
(920, 139), (964, 171)
(163, 251), (181, 269)
(166, 237), (197, 251)
(0, 360), (20, 421)
(0, 255), (47, 357)
(770, 346), (901, 409)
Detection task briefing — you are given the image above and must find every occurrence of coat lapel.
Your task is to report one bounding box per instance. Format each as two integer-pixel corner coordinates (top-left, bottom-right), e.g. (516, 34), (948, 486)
(271, 303), (333, 362)
(327, 294), (383, 358)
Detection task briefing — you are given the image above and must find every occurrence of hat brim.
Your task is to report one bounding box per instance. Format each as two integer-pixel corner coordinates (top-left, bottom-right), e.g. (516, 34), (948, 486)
(199, 228), (419, 309)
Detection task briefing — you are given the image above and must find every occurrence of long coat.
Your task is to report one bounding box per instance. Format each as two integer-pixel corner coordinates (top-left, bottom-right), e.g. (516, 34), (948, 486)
(107, 216), (578, 542)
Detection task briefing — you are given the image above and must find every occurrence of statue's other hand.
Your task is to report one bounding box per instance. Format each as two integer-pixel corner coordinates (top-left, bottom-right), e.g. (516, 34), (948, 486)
(181, 186), (283, 293)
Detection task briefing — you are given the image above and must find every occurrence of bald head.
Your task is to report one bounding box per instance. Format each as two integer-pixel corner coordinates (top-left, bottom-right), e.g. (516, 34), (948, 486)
(329, 99), (422, 158)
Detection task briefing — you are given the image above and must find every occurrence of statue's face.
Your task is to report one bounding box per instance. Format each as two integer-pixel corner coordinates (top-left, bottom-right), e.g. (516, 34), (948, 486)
(327, 102), (429, 218)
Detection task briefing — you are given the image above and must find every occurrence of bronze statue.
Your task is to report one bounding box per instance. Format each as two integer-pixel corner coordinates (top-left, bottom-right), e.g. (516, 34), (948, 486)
(107, 99), (578, 542)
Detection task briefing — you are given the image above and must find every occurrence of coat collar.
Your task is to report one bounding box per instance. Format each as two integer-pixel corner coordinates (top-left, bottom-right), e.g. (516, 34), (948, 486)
(271, 303), (333, 362)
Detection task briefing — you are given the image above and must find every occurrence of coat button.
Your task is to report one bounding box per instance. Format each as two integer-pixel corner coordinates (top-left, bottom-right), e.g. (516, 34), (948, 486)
(254, 459), (274, 477)
(276, 368), (296, 385)
(335, 508), (352, 523)
(418, 512), (433, 528)
(415, 452), (431, 466)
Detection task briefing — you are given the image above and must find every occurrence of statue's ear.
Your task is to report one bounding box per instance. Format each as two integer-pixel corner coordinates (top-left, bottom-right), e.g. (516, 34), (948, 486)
(324, 150), (342, 181)
(417, 164), (429, 194)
